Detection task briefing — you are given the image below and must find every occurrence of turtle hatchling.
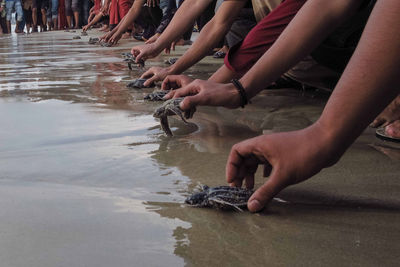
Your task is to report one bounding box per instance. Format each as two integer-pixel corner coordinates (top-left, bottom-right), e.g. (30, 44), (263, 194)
(185, 185), (254, 212)
(122, 52), (145, 69)
(72, 35), (81, 39)
(81, 31), (88, 36)
(126, 78), (155, 89)
(164, 57), (178, 65)
(144, 90), (169, 101)
(153, 97), (195, 136)
(88, 37), (99, 44)
(99, 40), (112, 47)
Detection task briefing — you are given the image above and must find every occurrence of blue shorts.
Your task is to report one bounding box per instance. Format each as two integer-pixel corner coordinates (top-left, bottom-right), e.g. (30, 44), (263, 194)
(6, 0), (23, 21)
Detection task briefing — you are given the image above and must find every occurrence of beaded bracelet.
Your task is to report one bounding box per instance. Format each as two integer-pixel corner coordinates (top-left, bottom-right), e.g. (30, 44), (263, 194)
(231, 79), (249, 108)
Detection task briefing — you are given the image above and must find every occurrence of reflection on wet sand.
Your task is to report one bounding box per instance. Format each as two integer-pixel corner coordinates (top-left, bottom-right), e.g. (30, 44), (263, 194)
(1, 31), (399, 266)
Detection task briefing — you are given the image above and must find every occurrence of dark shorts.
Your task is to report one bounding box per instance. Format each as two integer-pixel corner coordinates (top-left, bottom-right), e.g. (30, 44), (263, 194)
(23, 8), (33, 24)
(224, 0), (306, 76)
(33, 0), (49, 10)
(225, 0), (376, 76)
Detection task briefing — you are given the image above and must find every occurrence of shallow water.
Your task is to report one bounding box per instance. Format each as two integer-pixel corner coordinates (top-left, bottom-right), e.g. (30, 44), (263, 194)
(0, 31), (399, 267)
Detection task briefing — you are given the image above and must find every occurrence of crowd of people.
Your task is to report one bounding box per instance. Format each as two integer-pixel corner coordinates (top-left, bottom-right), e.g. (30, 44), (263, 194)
(1, 0), (399, 211)
(0, 0), (92, 34)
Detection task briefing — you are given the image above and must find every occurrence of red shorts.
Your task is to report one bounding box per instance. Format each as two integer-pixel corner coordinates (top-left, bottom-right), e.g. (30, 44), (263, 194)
(109, 0), (133, 25)
(94, 0), (101, 12)
(224, 0), (307, 76)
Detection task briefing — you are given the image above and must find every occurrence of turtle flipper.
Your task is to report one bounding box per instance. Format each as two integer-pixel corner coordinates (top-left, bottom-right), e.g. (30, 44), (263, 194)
(208, 197), (244, 212)
(160, 116), (173, 136)
(169, 106), (189, 124)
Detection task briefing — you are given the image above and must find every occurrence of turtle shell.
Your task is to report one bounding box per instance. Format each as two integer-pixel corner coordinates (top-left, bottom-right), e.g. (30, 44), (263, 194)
(144, 90), (169, 101)
(126, 78), (155, 89)
(88, 37), (99, 44)
(185, 185), (253, 212)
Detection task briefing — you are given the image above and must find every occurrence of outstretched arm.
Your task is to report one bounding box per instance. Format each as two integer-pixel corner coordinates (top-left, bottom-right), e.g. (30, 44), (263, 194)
(131, 0), (215, 61)
(226, 0), (400, 212)
(138, 0), (246, 86)
(107, 0), (146, 44)
(166, 0), (365, 110)
(83, 10), (105, 31)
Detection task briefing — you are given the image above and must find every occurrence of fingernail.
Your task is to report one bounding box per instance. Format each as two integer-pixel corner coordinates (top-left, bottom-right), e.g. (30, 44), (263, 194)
(248, 199), (262, 212)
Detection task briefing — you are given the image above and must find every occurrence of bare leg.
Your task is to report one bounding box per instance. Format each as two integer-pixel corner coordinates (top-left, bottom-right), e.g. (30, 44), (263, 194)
(73, 11), (79, 28)
(52, 18), (58, 30)
(32, 7), (38, 31)
(15, 21), (21, 33)
(41, 9), (47, 30)
(66, 16), (72, 28)
(6, 20), (10, 33)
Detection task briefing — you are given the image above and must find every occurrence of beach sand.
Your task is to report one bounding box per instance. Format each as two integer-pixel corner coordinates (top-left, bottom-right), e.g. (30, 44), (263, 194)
(0, 30), (399, 267)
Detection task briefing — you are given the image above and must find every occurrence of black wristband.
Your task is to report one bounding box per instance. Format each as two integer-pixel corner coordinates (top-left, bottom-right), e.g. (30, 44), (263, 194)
(231, 79), (249, 108)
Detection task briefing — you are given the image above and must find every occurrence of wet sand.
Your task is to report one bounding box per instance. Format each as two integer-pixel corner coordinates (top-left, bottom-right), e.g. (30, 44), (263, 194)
(0, 30), (399, 267)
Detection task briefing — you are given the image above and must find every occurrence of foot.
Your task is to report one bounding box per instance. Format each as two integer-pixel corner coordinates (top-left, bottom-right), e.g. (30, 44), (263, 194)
(384, 120), (400, 139)
(371, 95), (400, 128)
(121, 31), (131, 39)
(99, 24), (109, 32)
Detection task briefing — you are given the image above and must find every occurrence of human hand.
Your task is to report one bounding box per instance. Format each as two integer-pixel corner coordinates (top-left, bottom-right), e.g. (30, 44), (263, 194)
(82, 24), (90, 32)
(226, 124), (339, 212)
(161, 75), (193, 91)
(145, 33), (160, 44)
(100, 6), (107, 14)
(140, 67), (172, 87)
(109, 31), (122, 45)
(131, 43), (162, 62)
(164, 38), (181, 54)
(164, 79), (242, 110)
(100, 30), (114, 41)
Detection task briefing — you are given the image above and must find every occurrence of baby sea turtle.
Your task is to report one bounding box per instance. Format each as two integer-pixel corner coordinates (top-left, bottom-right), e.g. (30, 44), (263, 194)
(72, 35), (81, 39)
(99, 40), (112, 47)
(121, 52), (145, 69)
(81, 31), (88, 36)
(144, 90), (169, 101)
(153, 97), (195, 136)
(164, 57), (178, 65)
(88, 37), (99, 44)
(185, 185), (254, 212)
(126, 78), (155, 89)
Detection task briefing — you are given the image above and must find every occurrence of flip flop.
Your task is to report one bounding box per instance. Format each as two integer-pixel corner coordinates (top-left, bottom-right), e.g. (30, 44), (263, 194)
(375, 127), (400, 143)
(213, 51), (226, 58)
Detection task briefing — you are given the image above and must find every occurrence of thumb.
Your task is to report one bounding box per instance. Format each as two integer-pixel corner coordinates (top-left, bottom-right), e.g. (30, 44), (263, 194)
(136, 51), (145, 62)
(247, 169), (286, 212)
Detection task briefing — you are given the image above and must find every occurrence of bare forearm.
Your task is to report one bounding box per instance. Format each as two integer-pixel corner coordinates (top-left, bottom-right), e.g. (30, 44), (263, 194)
(87, 12), (103, 27)
(115, 0), (144, 34)
(169, 1), (245, 74)
(154, 0), (213, 51)
(318, 0), (400, 153)
(240, 0), (363, 99)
